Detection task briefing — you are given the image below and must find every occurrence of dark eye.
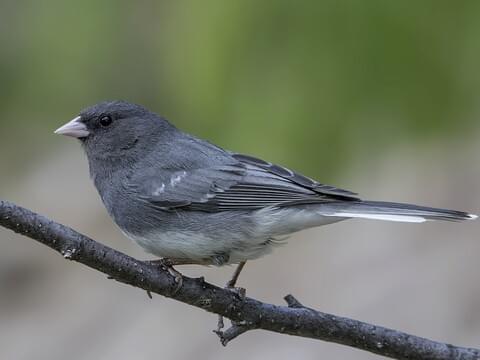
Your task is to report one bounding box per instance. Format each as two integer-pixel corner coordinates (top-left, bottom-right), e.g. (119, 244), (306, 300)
(99, 115), (113, 127)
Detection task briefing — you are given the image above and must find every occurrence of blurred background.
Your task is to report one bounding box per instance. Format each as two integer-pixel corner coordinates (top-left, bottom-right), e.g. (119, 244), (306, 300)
(0, 1), (479, 359)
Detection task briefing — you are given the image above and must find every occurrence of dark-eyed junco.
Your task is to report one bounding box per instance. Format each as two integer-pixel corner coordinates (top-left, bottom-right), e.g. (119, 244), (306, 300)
(55, 100), (477, 284)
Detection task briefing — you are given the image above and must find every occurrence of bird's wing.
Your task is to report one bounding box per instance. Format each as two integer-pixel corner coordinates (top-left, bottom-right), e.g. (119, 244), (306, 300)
(132, 153), (359, 212)
(231, 153), (358, 199)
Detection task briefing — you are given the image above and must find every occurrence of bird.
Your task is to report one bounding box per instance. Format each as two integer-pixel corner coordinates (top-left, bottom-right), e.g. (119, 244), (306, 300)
(54, 100), (477, 290)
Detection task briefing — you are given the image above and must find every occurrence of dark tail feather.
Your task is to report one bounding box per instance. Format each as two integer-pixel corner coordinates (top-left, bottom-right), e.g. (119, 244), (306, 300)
(325, 200), (477, 223)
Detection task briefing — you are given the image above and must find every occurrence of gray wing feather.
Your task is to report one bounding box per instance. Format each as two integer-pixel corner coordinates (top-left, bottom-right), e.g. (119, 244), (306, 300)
(133, 153), (359, 212)
(231, 153), (358, 198)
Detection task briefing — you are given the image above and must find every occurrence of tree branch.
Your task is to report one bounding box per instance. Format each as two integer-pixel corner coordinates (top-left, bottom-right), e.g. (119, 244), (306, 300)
(0, 199), (478, 360)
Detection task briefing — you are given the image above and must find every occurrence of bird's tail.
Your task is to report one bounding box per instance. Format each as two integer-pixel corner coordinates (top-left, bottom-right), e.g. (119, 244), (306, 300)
(323, 200), (477, 223)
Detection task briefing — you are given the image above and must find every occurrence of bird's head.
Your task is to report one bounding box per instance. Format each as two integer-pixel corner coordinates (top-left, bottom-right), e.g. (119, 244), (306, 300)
(55, 100), (175, 162)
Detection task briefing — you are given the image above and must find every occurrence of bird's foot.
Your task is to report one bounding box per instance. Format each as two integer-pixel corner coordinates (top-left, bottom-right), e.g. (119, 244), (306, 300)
(216, 286), (246, 332)
(145, 258), (184, 296)
(225, 286), (246, 298)
(216, 261), (247, 332)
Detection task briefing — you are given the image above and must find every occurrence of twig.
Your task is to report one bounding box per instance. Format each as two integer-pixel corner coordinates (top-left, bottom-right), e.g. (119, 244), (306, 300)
(214, 322), (254, 346)
(1, 200), (479, 360)
(284, 294), (305, 308)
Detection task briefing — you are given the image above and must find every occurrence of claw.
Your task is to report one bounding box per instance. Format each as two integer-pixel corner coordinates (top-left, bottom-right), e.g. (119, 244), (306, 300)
(166, 266), (183, 295)
(228, 286), (246, 300)
(145, 258), (184, 295)
(217, 314), (225, 332)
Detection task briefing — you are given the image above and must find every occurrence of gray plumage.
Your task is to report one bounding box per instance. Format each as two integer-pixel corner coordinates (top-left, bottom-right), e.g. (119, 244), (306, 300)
(55, 100), (477, 265)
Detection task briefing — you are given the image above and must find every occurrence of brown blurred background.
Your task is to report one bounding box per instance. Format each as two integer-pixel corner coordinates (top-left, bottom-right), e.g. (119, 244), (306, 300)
(0, 1), (479, 359)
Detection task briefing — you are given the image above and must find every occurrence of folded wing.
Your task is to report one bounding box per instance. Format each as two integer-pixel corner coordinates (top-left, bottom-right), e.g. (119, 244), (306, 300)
(132, 153), (358, 212)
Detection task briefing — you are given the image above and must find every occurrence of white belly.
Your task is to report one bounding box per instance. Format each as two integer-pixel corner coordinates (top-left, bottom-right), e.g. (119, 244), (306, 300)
(123, 229), (275, 264)
(122, 206), (346, 264)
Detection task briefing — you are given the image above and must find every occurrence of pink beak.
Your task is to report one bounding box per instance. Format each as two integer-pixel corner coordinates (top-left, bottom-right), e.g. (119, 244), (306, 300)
(54, 116), (89, 138)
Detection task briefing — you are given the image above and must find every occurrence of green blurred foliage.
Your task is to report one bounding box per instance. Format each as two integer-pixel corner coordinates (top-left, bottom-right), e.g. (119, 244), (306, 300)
(1, 0), (479, 181)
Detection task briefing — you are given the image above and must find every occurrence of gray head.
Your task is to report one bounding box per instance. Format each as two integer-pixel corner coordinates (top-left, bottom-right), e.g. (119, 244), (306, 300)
(55, 101), (177, 163)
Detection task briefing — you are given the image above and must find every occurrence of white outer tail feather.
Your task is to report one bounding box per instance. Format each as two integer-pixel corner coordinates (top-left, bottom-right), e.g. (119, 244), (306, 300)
(315, 200), (477, 223)
(328, 212), (427, 223)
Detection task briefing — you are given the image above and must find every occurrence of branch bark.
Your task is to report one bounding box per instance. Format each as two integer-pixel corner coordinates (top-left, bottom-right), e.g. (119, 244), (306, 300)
(0, 199), (478, 360)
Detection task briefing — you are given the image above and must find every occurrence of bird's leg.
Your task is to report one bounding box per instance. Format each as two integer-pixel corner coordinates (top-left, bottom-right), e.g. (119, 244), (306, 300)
(217, 261), (247, 331)
(226, 261), (246, 288)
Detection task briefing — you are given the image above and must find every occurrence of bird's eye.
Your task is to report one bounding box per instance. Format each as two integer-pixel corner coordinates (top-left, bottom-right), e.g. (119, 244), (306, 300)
(99, 115), (113, 127)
